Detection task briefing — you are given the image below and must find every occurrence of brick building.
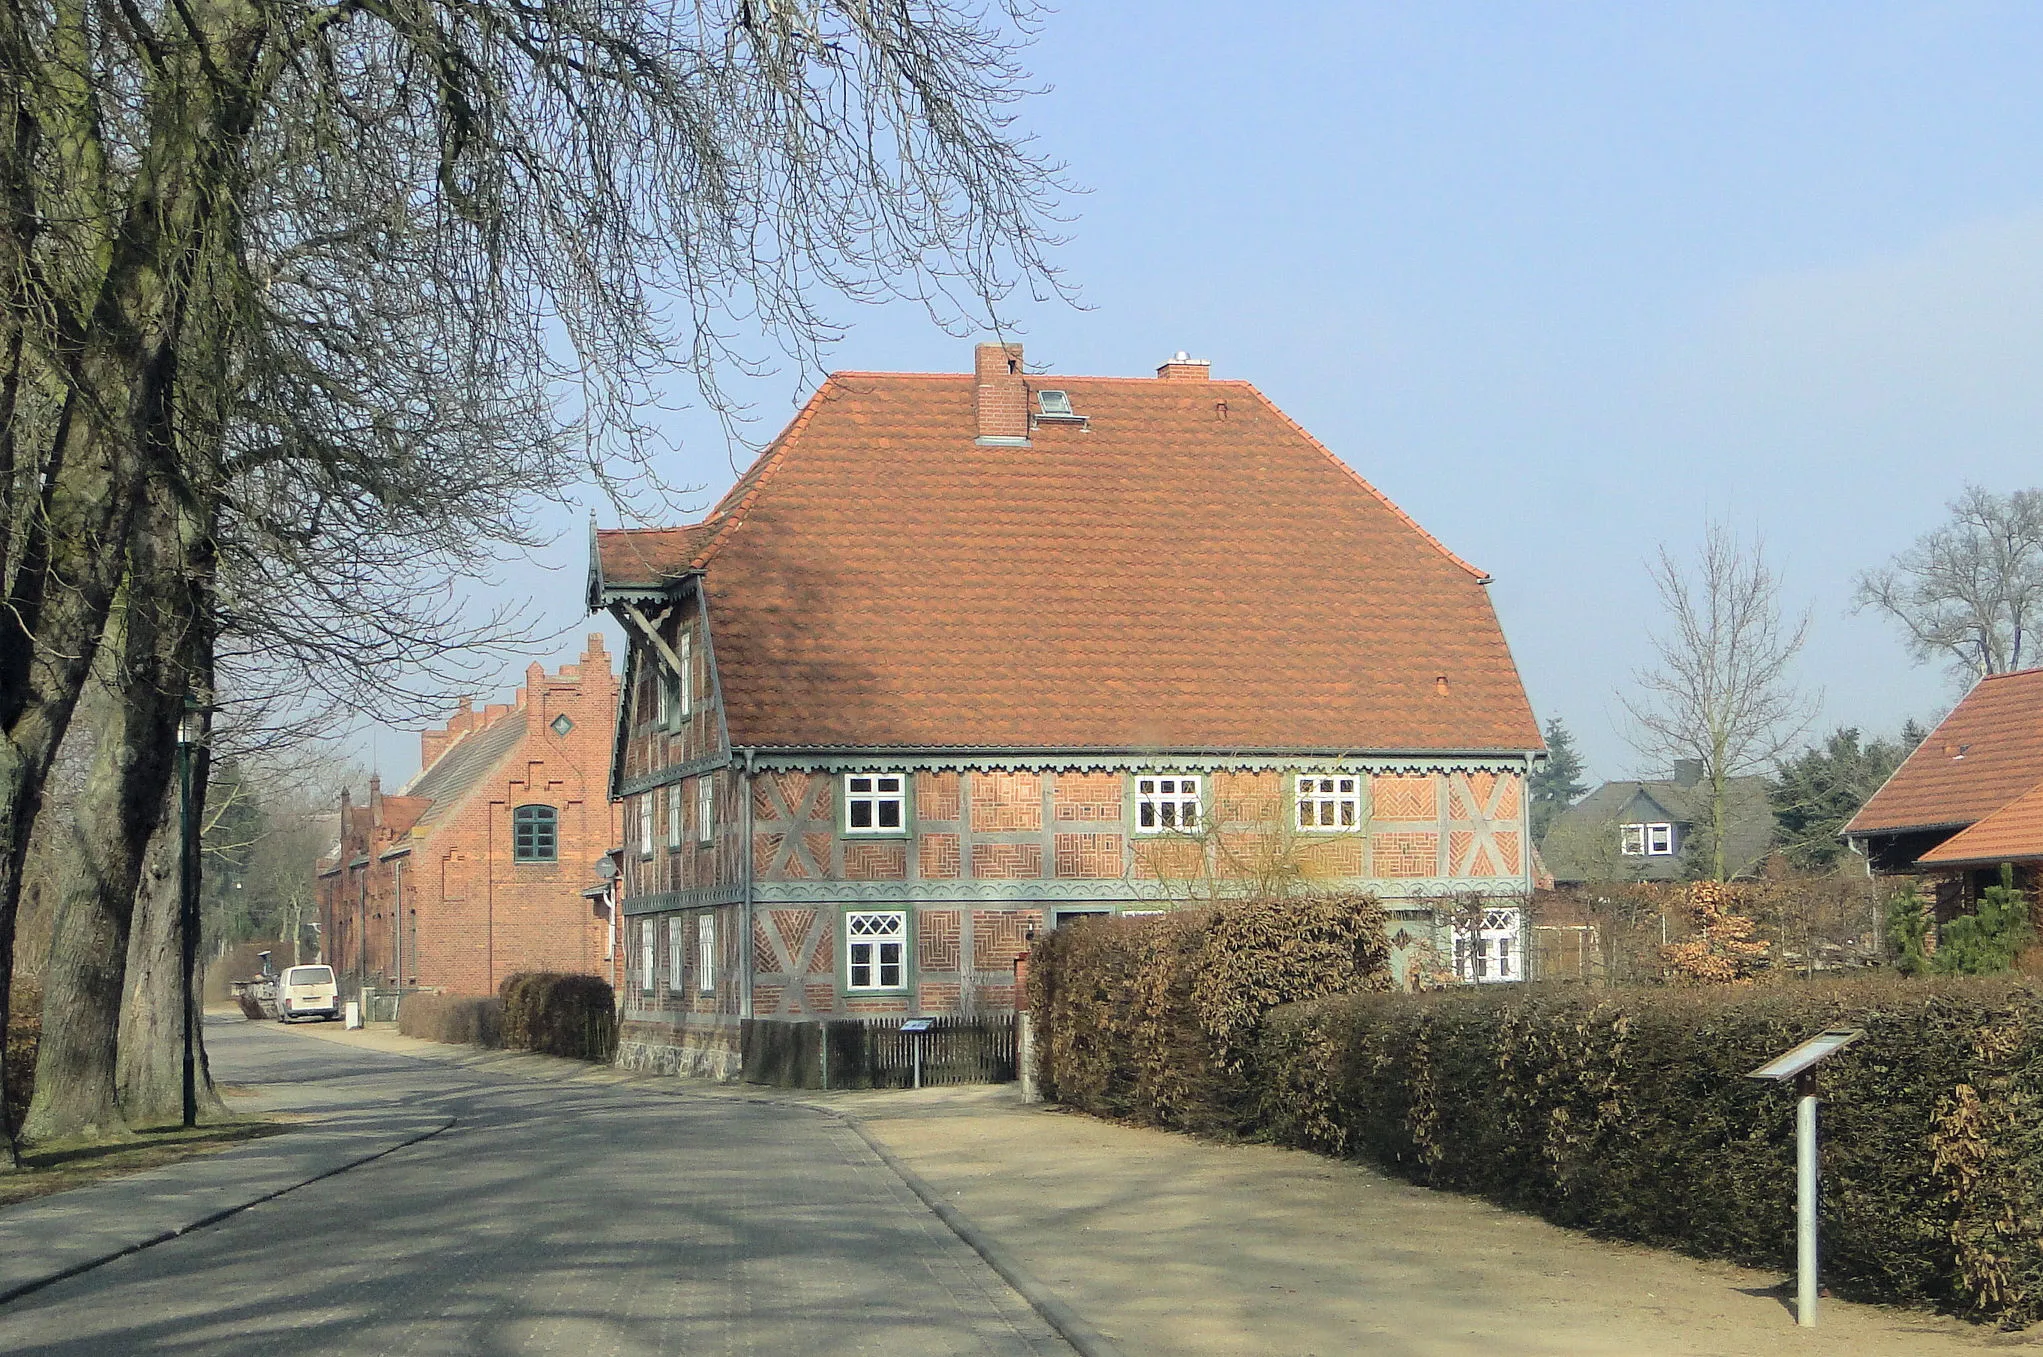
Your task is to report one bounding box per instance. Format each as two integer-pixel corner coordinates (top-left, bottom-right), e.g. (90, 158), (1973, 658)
(316, 636), (622, 997)
(588, 344), (1545, 1079)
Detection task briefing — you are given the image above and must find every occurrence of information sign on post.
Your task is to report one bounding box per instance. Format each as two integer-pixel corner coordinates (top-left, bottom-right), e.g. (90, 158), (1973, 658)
(1746, 1027), (1863, 1328)
(901, 1019), (935, 1090)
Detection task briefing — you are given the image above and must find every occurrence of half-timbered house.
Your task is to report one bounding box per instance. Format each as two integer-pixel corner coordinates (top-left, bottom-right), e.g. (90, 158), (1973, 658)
(588, 344), (1544, 1078)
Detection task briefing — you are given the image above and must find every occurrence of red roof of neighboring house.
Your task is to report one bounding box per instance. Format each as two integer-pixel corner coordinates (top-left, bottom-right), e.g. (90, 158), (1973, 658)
(1918, 777), (2043, 866)
(1846, 668), (2043, 836)
(595, 364), (1542, 754)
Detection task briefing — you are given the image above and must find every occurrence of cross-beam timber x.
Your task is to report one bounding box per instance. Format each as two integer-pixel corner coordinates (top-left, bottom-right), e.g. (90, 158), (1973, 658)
(614, 601), (683, 676)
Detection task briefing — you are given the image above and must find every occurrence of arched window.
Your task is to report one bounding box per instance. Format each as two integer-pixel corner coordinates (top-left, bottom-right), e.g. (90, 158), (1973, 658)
(513, 805), (558, 862)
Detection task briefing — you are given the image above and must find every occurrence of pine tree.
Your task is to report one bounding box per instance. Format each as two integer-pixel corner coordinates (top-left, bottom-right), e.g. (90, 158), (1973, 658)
(1885, 887), (1932, 976)
(1933, 866), (2032, 976)
(1530, 717), (1589, 841)
(1769, 725), (1918, 871)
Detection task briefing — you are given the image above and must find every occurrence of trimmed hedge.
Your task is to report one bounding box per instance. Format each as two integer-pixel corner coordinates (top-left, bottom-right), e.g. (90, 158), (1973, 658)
(1256, 979), (2043, 1326)
(398, 993), (503, 1048)
(498, 972), (617, 1062)
(1028, 892), (1391, 1136)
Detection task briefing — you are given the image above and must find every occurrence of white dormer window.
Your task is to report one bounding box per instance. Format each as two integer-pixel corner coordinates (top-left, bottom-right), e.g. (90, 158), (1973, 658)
(1038, 389), (1072, 416)
(1136, 776), (1200, 834)
(1620, 822), (1676, 857)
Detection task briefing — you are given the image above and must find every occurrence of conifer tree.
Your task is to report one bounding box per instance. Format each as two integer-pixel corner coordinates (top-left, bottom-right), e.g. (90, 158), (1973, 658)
(1529, 717), (1589, 841)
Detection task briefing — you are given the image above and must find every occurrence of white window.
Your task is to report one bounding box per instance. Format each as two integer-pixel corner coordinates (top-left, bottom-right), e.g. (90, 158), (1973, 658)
(1295, 774), (1361, 831)
(655, 672), (672, 727)
(638, 795), (654, 858)
(697, 774), (715, 844)
(1455, 907), (1522, 983)
(846, 911), (906, 990)
(1620, 822), (1676, 857)
(1135, 775), (1200, 834)
(698, 914), (717, 993)
(667, 917), (684, 990)
(638, 920), (654, 992)
(845, 774), (906, 833)
(667, 783), (683, 850)
(679, 631), (694, 719)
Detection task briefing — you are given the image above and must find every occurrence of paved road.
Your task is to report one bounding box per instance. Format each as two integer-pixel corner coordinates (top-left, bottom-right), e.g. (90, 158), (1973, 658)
(0, 1019), (1066, 1356)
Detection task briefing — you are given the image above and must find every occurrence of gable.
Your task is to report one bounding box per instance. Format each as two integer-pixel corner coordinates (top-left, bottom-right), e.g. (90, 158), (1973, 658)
(602, 366), (1542, 754)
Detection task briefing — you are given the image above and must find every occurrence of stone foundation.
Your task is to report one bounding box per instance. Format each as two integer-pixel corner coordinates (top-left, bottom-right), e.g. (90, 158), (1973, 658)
(617, 1017), (743, 1082)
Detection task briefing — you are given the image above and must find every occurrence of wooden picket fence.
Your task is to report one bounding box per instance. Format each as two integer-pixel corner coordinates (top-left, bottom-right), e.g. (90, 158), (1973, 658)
(741, 1014), (1018, 1089)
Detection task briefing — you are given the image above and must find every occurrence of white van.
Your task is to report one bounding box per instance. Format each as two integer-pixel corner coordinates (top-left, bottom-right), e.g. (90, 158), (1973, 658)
(278, 965), (340, 1022)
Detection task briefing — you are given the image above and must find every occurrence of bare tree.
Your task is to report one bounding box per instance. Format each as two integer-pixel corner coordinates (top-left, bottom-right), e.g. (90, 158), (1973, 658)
(1622, 524), (1815, 881)
(0, 0), (1069, 1151)
(1855, 486), (2043, 680)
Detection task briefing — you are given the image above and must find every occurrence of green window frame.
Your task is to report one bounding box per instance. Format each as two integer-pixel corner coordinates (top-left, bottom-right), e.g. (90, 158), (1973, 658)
(513, 804), (558, 862)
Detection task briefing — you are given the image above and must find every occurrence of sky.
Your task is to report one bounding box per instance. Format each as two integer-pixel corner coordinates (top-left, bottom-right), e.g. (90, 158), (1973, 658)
(356, 2), (2043, 790)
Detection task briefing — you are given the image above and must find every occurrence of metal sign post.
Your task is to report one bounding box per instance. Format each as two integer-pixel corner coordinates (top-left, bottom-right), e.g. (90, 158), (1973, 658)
(1746, 1027), (1863, 1327)
(901, 1018), (935, 1090)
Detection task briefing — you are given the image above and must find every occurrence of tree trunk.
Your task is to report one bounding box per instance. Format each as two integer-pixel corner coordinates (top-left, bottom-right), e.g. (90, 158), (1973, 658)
(119, 768), (225, 1127)
(23, 471), (191, 1143)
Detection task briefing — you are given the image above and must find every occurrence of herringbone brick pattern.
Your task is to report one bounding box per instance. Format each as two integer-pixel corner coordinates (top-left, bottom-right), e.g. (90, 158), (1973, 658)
(919, 910), (962, 971)
(971, 842), (1042, 879)
(919, 833), (961, 879)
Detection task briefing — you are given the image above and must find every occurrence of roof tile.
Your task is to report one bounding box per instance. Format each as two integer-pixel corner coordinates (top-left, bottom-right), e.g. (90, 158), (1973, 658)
(600, 366), (1543, 754)
(1846, 669), (2043, 835)
(1917, 777), (2043, 866)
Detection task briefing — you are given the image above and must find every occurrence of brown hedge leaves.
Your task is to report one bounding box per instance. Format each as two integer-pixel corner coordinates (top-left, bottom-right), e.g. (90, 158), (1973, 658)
(1027, 892), (1390, 1135)
(1256, 977), (2043, 1327)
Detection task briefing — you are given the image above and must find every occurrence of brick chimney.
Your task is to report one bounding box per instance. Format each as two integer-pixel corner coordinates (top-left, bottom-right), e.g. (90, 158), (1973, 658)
(1157, 350), (1211, 381)
(974, 342), (1028, 444)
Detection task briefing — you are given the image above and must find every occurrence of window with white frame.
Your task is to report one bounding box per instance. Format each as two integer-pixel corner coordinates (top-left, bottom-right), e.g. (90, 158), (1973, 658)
(698, 914), (716, 993)
(679, 631), (694, 719)
(1135, 775), (1200, 833)
(667, 916), (684, 990)
(845, 774), (906, 833)
(697, 774), (715, 844)
(1455, 907), (1523, 983)
(638, 920), (654, 992)
(1295, 774), (1361, 831)
(655, 671), (674, 728)
(1620, 822), (1675, 857)
(667, 783), (683, 851)
(638, 795), (654, 858)
(846, 911), (906, 990)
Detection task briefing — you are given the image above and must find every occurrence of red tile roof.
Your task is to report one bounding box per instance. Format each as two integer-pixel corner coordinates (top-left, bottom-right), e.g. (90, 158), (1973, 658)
(596, 365), (1542, 754)
(1846, 668), (2043, 835)
(1918, 777), (2043, 866)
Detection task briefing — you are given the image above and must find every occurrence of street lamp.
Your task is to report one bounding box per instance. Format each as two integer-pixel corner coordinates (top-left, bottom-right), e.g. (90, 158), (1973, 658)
(176, 699), (207, 1130)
